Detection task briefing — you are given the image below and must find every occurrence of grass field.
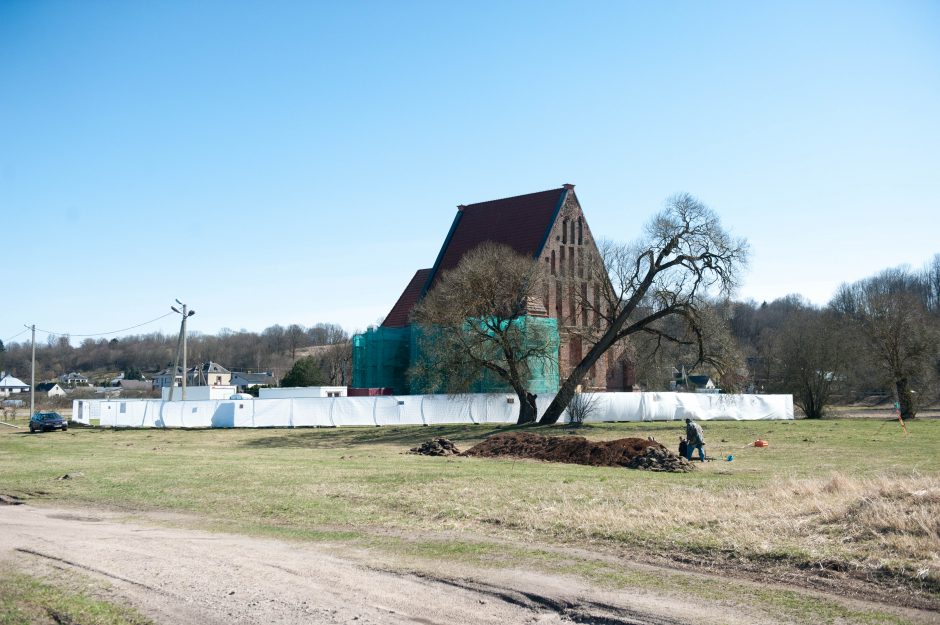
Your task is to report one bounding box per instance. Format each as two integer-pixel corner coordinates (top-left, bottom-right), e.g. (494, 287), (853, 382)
(1, 417), (937, 619)
(0, 568), (153, 625)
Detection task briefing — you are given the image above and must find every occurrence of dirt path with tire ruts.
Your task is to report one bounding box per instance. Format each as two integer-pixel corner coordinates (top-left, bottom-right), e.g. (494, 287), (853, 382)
(0, 503), (933, 625)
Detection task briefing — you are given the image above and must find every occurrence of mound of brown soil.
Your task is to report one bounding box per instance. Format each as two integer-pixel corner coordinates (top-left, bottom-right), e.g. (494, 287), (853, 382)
(462, 431), (693, 471)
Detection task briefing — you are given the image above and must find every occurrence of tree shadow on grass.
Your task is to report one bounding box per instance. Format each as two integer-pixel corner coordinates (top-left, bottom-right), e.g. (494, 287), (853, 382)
(241, 423), (534, 450)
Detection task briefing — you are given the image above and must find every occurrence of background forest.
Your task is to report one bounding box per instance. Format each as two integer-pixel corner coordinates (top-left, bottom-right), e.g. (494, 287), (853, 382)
(2, 255), (937, 418)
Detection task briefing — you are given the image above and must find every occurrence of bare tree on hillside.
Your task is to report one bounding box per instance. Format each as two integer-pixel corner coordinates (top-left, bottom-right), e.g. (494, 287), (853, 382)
(263, 324), (287, 356)
(285, 324), (307, 360)
(539, 194), (749, 424)
(320, 341), (352, 385)
(924, 254), (940, 314)
(307, 323), (348, 345)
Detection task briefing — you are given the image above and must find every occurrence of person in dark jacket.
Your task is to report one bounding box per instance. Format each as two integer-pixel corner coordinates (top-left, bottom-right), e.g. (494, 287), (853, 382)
(685, 418), (705, 461)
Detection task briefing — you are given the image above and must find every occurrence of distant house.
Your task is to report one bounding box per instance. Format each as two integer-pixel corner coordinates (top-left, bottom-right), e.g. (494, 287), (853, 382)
(36, 382), (67, 398)
(230, 371), (276, 391)
(58, 372), (89, 387)
(0, 372), (30, 396)
(152, 366), (184, 389)
(672, 368), (718, 393)
(114, 380), (152, 391)
(189, 361), (231, 386)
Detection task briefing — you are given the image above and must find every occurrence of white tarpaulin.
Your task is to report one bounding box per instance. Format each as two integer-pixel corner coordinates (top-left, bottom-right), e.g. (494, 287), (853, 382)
(73, 392), (792, 429)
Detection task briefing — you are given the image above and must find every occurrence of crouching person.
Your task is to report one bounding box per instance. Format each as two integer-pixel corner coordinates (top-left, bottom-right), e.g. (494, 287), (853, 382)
(684, 418), (705, 461)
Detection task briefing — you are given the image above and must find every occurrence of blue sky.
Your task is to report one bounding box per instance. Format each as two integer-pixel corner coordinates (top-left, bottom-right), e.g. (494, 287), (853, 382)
(2, 1), (938, 346)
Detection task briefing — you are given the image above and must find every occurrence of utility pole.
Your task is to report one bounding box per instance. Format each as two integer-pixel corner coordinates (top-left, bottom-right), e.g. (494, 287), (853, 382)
(169, 301), (195, 401)
(29, 324), (35, 418)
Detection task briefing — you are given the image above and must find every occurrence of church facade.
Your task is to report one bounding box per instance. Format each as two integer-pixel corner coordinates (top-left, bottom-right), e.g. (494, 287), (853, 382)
(352, 184), (634, 394)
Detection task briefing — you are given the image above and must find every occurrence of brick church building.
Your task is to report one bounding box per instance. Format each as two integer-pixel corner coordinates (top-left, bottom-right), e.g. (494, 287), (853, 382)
(356, 184), (634, 393)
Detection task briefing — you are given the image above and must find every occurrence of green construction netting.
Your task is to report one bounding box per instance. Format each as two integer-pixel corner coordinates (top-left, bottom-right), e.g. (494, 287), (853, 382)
(352, 325), (415, 394)
(352, 317), (559, 395)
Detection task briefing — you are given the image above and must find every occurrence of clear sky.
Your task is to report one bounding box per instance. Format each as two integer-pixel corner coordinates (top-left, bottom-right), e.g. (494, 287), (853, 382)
(2, 1), (938, 347)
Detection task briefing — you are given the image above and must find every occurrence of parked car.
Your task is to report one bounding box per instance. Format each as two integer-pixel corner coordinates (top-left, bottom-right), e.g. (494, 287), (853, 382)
(29, 411), (68, 433)
(228, 393), (254, 400)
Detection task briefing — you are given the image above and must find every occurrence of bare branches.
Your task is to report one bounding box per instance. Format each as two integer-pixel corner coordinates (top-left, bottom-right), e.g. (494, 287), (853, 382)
(539, 194), (749, 424)
(411, 242), (557, 424)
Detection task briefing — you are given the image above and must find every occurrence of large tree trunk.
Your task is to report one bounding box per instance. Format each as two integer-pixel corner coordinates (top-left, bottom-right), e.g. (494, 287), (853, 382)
(896, 377), (917, 419)
(539, 357), (596, 424)
(516, 390), (538, 425)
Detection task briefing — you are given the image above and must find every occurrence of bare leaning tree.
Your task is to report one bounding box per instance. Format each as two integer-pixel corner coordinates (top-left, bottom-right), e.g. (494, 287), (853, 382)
(539, 194), (749, 424)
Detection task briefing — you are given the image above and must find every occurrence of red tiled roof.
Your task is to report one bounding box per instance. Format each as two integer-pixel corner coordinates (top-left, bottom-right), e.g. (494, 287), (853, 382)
(381, 268), (432, 328)
(381, 186), (571, 328)
(428, 187), (568, 289)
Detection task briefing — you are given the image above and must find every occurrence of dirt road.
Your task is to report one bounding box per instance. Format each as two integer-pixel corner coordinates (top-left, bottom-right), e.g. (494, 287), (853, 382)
(0, 504), (929, 625)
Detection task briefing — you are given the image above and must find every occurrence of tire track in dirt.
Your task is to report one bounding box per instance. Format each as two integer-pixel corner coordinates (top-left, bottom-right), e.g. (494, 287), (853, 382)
(1, 504), (931, 625)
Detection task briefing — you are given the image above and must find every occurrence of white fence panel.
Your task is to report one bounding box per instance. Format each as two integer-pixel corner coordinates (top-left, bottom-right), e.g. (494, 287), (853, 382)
(76, 392), (793, 429)
(373, 396), (405, 426)
(638, 393), (676, 421)
(420, 395), (474, 425)
(331, 397), (378, 426)
(291, 398), (334, 427)
(582, 393), (637, 422)
(468, 394), (517, 424)
(252, 399), (292, 427)
(397, 396), (426, 425)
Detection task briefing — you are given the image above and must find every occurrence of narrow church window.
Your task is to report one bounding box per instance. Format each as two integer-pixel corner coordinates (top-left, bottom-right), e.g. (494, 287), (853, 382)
(570, 220), (576, 245)
(581, 282), (589, 326)
(569, 337), (582, 365)
(578, 248), (584, 278)
(551, 250), (556, 275)
(569, 285), (577, 323)
(560, 247), (565, 275)
(555, 281), (563, 318)
(569, 246), (575, 276)
(577, 217), (583, 245)
(594, 288), (601, 326)
(562, 218), (568, 244)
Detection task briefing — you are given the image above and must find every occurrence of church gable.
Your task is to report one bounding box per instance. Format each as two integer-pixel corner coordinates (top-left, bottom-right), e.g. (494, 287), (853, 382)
(538, 188), (605, 329)
(368, 183), (630, 393)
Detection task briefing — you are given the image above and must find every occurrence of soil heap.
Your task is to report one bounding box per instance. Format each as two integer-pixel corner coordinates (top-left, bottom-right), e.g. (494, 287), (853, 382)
(462, 431), (693, 472)
(409, 438), (461, 456)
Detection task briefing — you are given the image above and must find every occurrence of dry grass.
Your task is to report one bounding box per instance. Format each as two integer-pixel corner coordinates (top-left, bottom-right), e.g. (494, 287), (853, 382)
(1, 418), (937, 602)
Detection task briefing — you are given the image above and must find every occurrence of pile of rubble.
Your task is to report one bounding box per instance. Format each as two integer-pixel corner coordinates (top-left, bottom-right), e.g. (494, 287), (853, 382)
(462, 431), (693, 472)
(625, 446), (694, 472)
(408, 438), (461, 456)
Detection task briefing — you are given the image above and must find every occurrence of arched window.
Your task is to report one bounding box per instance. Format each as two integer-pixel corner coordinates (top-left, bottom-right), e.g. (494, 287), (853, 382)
(562, 218), (568, 244)
(550, 250), (556, 275)
(577, 218), (583, 245)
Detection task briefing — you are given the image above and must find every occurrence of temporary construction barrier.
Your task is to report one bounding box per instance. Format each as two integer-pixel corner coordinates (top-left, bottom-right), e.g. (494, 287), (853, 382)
(72, 392), (793, 429)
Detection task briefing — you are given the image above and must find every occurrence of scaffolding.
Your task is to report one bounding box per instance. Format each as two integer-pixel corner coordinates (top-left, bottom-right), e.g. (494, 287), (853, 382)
(351, 325), (414, 394)
(352, 317), (560, 396)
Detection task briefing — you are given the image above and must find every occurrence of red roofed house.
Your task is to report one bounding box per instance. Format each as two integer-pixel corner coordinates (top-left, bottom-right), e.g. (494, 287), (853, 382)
(353, 185), (634, 394)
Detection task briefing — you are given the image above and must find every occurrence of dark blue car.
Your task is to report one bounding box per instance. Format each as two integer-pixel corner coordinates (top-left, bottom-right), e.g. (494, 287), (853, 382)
(29, 411), (68, 433)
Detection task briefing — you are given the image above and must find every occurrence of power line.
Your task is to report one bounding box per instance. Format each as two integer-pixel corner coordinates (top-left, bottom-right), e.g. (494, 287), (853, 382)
(32, 312), (177, 339)
(3, 328), (30, 344)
